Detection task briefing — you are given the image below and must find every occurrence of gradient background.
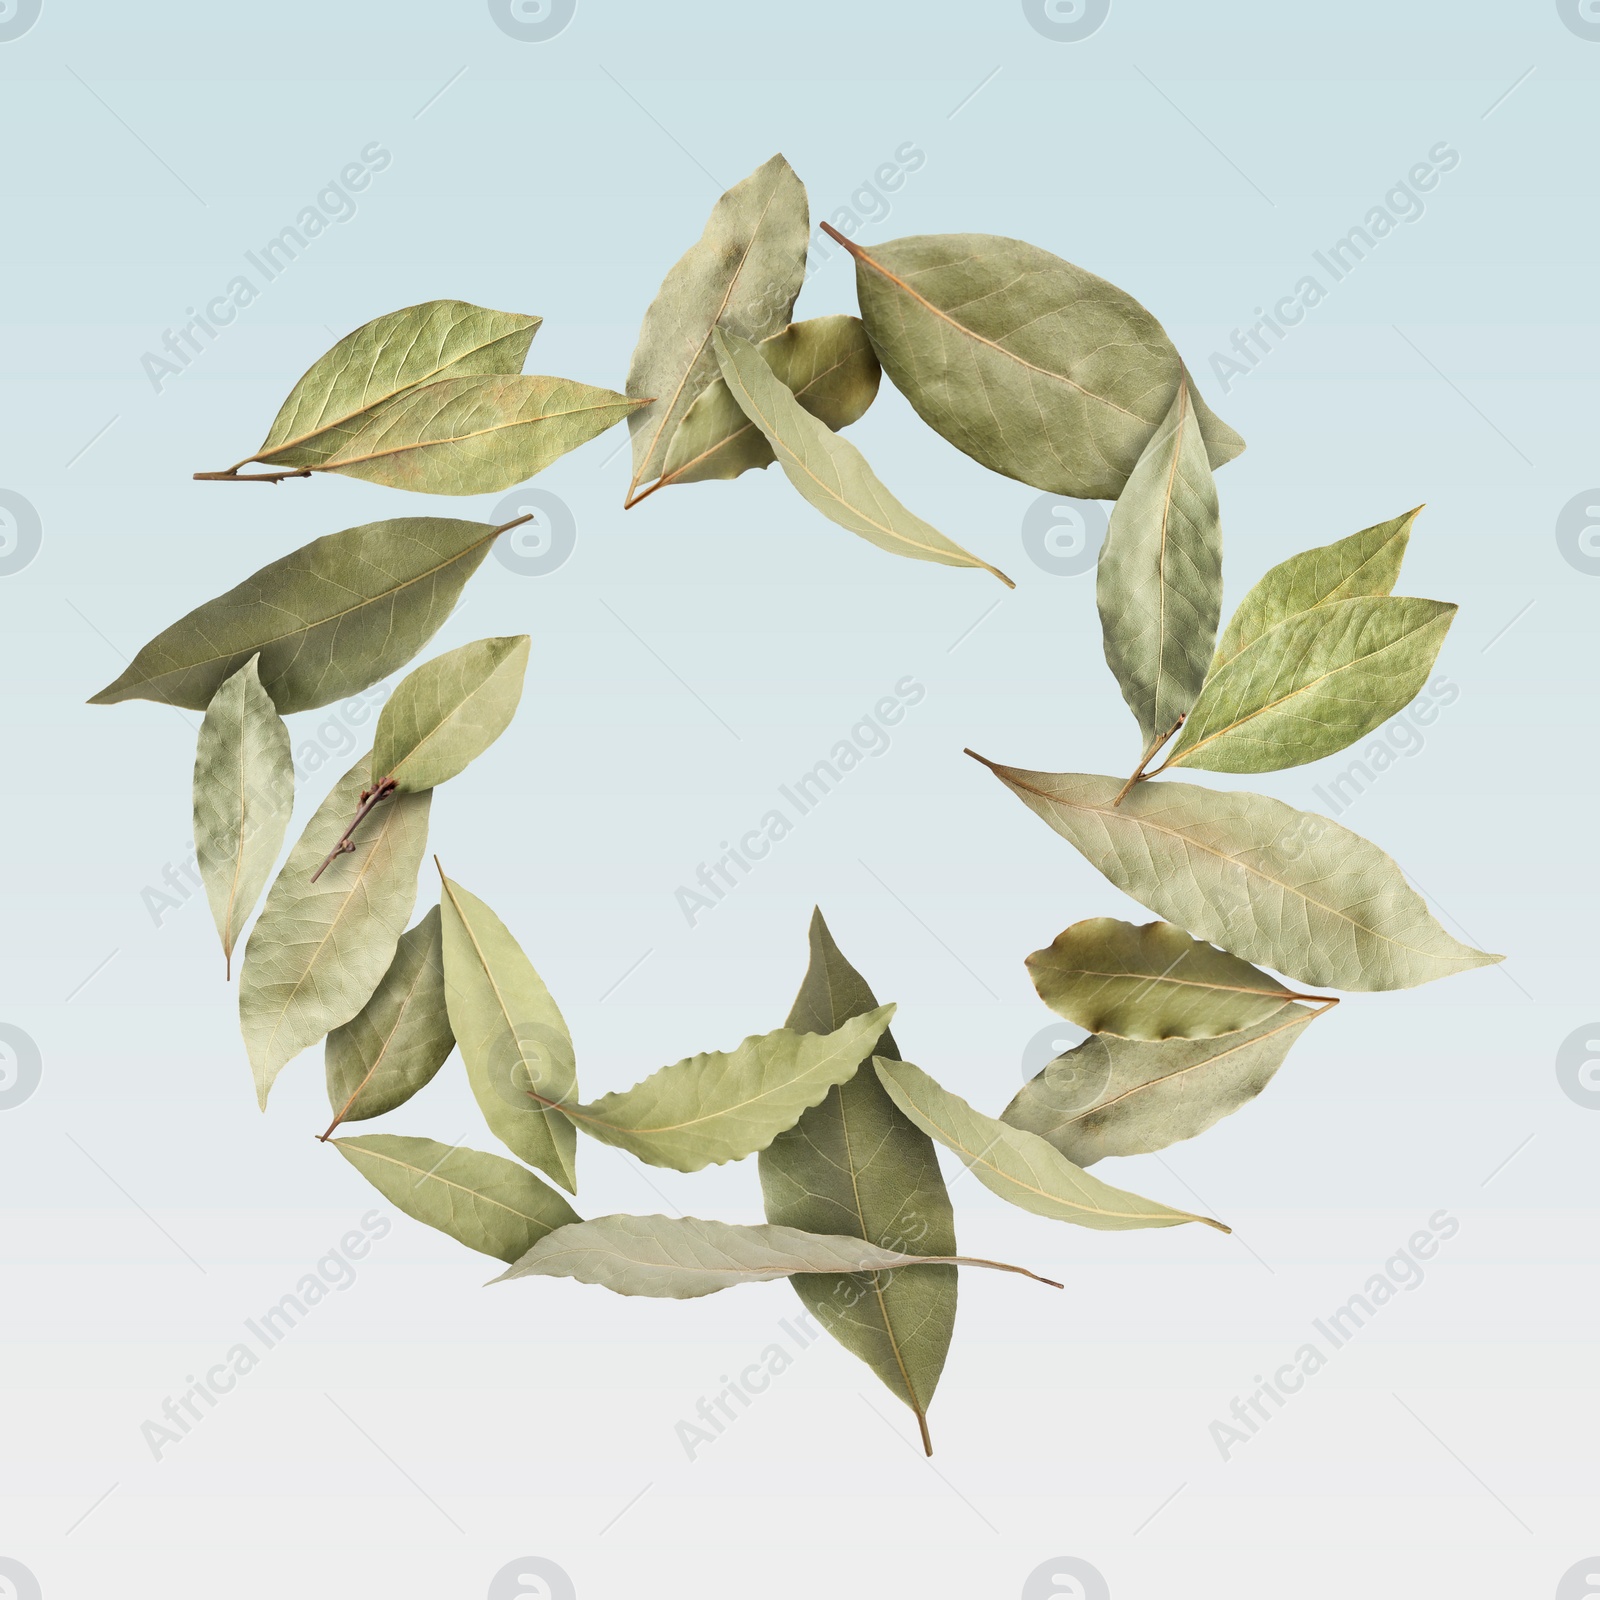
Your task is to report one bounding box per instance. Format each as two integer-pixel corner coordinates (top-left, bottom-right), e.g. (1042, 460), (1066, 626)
(1, 2), (1595, 1596)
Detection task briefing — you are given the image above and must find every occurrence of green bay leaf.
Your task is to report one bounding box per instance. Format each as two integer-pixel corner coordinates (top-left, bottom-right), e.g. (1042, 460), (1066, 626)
(759, 909), (956, 1449)
(239, 755), (431, 1107)
(89, 516), (507, 712)
(1212, 507), (1420, 674)
(1166, 596), (1456, 774)
(713, 329), (1012, 586)
(496, 1213), (1054, 1300)
(873, 1057), (1224, 1232)
(192, 655), (294, 977)
(1002, 1002), (1320, 1165)
(302, 375), (643, 495)
(254, 299), (542, 469)
(334, 1134), (578, 1262)
(324, 906), (454, 1130)
(438, 873), (578, 1194)
(837, 228), (1243, 499)
(971, 759), (1502, 991)
(1096, 383), (1223, 751)
(1027, 917), (1295, 1040)
(373, 635), (530, 792)
(625, 153), (810, 501)
(653, 316), (880, 493)
(567, 1006), (896, 1174)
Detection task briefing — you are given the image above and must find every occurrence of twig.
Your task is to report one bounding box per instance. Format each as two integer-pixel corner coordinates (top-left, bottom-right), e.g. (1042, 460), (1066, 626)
(192, 466), (314, 484)
(1112, 718), (1184, 807)
(310, 778), (397, 883)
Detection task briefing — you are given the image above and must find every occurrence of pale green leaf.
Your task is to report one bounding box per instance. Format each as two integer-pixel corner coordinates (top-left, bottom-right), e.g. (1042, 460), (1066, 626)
(713, 329), (1012, 586)
(567, 1006), (896, 1174)
(1096, 383), (1223, 750)
(759, 909), (956, 1444)
(334, 1134), (578, 1262)
(495, 1213), (1055, 1300)
(302, 375), (644, 495)
(1166, 596), (1456, 774)
(373, 635), (530, 792)
(89, 516), (506, 712)
(1027, 917), (1295, 1039)
(837, 228), (1243, 499)
(255, 299), (542, 467)
(1002, 1002), (1320, 1165)
(625, 153), (810, 499)
(653, 316), (880, 493)
(971, 759), (1502, 991)
(873, 1057), (1224, 1232)
(324, 907), (454, 1128)
(438, 873), (578, 1193)
(1212, 507), (1420, 674)
(239, 755), (431, 1107)
(192, 655), (294, 977)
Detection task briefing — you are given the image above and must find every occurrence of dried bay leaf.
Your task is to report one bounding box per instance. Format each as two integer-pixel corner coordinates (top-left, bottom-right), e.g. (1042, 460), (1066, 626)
(1164, 596), (1456, 774)
(496, 1213), (1057, 1300)
(334, 1134), (578, 1262)
(873, 1057), (1224, 1232)
(566, 1006), (896, 1174)
(713, 330), (1012, 586)
(1027, 917), (1295, 1040)
(438, 872), (579, 1194)
(250, 299), (543, 470)
(1002, 1002), (1320, 1165)
(239, 755), (431, 1107)
(651, 315), (880, 493)
(323, 907), (454, 1132)
(1096, 383), (1223, 752)
(299, 375), (644, 495)
(373, 636), (530, 792)
(625, 153), (810, 502)
(1212, 507), (1420, 674)
(970, 759), (1502, 991)
(89, 516), (507, 713)
(192, 655), (294, 978)
(759, 909), (956, 1450)
(835, 227), (1244, 499)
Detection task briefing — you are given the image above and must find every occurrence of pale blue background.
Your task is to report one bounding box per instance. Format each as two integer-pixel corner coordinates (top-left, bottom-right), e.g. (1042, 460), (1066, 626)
(1, 3), (1596, 1597)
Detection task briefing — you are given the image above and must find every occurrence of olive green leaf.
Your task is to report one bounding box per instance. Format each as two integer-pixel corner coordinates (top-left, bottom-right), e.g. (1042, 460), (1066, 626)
(323, 907), (454, 1134)
(625, 152), (810, 502)
(566, 1006), (896, 1174)
(1027, 917), (1296, 1040)
(192, 655), (294, 978)
(833, 227), (1243, 500)
(969, 758), (1502, 991)
(89, 516), (509, 712)
(649, 316), (881, 496)
(1164, 596), (1456, 774)
(495, 1213), (1057, 1299)
(295, 375), (644, 495)
(248, 300), (543, 471)
(239, 755), (432, 1107)
(438, 872), (578, 1194)
(759, 909), (956, 1449)
(334, 1134), (578, 1263)
(1212, 507), (1420, 674)
(873, 1057), (1225, 1232)
(373, 636), (530, 792)
(713, 330), (1013, 587)
(1096, 383), (1223, 752)
(1002, 1001), (1321, 1166)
